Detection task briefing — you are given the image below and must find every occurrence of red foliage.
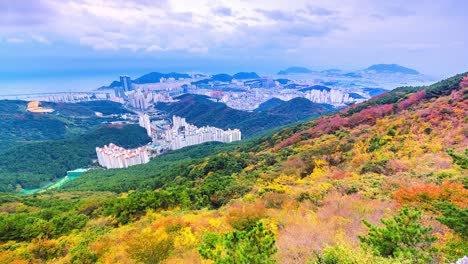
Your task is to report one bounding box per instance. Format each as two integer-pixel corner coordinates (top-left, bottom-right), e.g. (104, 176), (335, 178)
(459, 76), (468, 88)
(276, 104), (393, 149)
(394, 182), (468, 208)
(348, 104), (393, 126)
(397, 90), (426, 111)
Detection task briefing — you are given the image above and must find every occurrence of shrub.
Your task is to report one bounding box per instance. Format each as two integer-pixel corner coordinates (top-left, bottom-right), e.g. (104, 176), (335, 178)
(226, 202), (266, 230)
(434, 202), (468, 237)
(446, 148), (468, 169)
(127, 228), (174, 264)
(30, 239), (65, 261)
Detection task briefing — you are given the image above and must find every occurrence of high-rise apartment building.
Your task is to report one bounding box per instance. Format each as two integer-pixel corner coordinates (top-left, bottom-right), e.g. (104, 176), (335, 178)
(139, 113), (152, 137)
(120, 75), (133, 92)
(165, 116), (241, 150)
(96, 143), (149, 169)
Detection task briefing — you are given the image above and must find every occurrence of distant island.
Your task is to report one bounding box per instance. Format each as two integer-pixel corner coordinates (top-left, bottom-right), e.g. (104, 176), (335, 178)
(232, 72), (261, 79)
(366, 64), (420, 75)
(278, 66), (313, 75)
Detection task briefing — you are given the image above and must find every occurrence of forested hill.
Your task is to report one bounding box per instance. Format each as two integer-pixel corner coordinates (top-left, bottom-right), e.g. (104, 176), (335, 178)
(0, 100), (131, 152)
(156, 94), (333, 137)
(0, 124), (150, 192)
(0, 73), (466, 263)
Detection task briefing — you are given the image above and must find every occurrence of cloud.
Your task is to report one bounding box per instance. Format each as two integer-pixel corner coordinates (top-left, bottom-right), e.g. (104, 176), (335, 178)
(0, 0), (467, 76)
(0, 0), (54, 26)
(212, 6), (232, 16)
(6, 38), (25, 43)
(146, 45), (166, 52)
(306, 6), (336, 16)
(31, 35), (51, 44)
(255, 9), (296, 21)
(79, 36), (119, 50)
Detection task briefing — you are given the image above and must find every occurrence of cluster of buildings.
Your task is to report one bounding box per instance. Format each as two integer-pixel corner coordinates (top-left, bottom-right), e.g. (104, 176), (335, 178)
(303, 88), (356, 105)
(128, 90), (175, 110)
(95, 143), (150, 169)
(164, 116), (241, 150)
(112, 76), (177, 110)
(24, 93), (109, 103)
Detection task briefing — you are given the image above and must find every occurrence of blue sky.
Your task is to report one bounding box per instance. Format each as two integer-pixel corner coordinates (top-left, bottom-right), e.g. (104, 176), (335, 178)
(1, 0), (467, 82)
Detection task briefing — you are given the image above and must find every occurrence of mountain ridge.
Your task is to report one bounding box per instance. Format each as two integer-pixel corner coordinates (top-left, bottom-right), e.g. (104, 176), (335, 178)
(365, 64), (420, 74)
(156, 94), (333, 137)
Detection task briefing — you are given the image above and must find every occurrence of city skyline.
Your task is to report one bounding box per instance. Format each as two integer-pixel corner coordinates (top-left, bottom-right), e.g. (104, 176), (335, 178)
(0, 0), (467, 86)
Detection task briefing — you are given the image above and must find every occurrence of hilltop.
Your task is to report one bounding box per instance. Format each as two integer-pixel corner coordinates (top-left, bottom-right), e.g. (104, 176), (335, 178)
(232, 72), (261, 79)
(278, 66), (313, 75)
(133, 72), (191, 84)
(0, 73), (466, 263)
(155, 94), (333, 137)
(254, 97), (285, 111)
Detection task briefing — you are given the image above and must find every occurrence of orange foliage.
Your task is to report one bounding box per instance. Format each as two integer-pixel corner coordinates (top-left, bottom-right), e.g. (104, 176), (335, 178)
(226, 201), (266, 230)
(394, 182), (468, 208)
(330, 170), (353, 180)
(152, 216), (187, 233)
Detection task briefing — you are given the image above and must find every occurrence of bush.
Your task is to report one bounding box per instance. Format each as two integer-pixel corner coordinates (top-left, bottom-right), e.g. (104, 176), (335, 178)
(127, 228), (174, 264)
(30, 239), (65, 261)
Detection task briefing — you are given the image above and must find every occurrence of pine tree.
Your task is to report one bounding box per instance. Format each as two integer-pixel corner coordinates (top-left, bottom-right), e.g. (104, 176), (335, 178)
(359, 207), (436, 263)
(198, 221), (277, 264)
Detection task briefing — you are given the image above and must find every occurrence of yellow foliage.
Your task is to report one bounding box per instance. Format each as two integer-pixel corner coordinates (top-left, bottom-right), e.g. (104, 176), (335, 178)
(174, 227), (197, 250)
(317, 183), (333, 192)
(127, 227), (174, 264)
(308, 159), (329, 180)
(208, 218), (222, 228)
(243, 164), (255, 172)
(259, 182), (290, 194)
(274, 174), (297, 185)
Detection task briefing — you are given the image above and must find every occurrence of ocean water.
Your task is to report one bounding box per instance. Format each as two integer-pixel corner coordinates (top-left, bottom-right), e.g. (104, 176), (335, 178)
(0, 76), (114, 97)
(0, 69), (151, 98)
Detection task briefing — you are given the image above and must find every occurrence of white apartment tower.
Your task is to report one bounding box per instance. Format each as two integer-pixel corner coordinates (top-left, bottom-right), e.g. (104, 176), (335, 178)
(139, 113), (152, 137)
(165, 116), (241, 150)
(96, 143), (150, 169)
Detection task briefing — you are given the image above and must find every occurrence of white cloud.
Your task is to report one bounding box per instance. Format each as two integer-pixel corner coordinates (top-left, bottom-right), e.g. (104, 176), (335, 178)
(146, 45), (165, 52)
(6, 37), (25, 43)
(31, 34), (51, 44)
(0, 0), (466, 75)
(79, 36), (119, 50)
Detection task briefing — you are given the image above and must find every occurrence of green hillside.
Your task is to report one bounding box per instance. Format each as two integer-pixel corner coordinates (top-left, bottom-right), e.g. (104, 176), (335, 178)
(0, 73), (466, 263)
(156, 94), (333, 137)
(0, 124), (150, 192)
(0, 100), (131, 152)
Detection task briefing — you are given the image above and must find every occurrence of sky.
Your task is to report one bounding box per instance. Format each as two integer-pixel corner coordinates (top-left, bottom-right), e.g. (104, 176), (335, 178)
(0, 0), (467, 89)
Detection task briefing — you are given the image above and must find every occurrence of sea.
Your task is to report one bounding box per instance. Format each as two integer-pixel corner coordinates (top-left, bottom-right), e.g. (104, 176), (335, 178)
(0, 70), (150, 99)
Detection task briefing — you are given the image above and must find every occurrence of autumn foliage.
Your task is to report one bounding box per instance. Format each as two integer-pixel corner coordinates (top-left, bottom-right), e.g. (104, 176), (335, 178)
(394, 182), (468, 209)
(0, 73), (467, 263)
